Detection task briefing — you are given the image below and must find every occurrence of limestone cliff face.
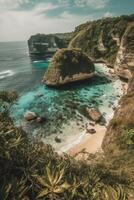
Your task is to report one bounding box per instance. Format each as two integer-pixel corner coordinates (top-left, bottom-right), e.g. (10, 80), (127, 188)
(102, 74), (134, 187)
(114, 23), (134, 80)
(69, 14), (134, 80)
(102, 73), (134, 154)
(43, 49), (95, 86)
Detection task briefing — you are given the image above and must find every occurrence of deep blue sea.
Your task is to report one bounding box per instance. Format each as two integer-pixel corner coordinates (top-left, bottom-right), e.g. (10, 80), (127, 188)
(0, 41), (123, 152)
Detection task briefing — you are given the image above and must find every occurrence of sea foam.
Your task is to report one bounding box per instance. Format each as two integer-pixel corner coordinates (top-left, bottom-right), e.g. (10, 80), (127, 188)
(0, 70), (15, 80)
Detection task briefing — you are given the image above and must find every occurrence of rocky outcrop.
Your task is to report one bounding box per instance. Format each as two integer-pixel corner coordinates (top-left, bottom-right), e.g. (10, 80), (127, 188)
(86, 128), (96, 134)
(114, 23), (134, 80)
(111, 33), (120, 47)
(43, 49), (95, 86)
(36, 117), (45, 123)
(86, 107), (102, 122)
(55, 136), (62, 143)
(24, 111), (45, 123)
(69, 14), (134, 80)
(97, 31), (107, 53)
(28, 33), (72, 57)
(24, 111), (37, 121)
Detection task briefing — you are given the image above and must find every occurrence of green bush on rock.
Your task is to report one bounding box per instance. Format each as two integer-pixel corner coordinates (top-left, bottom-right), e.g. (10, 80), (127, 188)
(122, 129), (134, 146)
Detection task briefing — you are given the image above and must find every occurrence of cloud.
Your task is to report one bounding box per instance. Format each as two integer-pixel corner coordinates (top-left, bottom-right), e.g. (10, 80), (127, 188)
(0, 0), (30, 10)
(0, 2), (94, 41)
(0, 0), (110, 41)
(104, 11), (114, 17)
(32, 2), (60, 15)
(57, 0), (109, 9)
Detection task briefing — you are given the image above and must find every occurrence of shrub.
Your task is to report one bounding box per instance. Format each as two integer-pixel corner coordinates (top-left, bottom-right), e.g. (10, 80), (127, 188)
(0, 92), (131, 199)
(110, 118), (122, 128)
(122, 129), (134, 146)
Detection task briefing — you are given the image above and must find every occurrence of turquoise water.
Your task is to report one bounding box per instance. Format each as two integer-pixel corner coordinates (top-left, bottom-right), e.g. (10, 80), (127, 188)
(0, 42), (122, 151)
(10, 63), (121, 139)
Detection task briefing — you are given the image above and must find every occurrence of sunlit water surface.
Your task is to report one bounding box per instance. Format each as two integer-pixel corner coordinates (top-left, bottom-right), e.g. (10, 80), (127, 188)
(0, 42), (123, 151)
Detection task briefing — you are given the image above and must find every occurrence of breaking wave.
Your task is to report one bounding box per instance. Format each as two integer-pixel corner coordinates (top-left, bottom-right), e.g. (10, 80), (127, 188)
(0, 70), (15, 80)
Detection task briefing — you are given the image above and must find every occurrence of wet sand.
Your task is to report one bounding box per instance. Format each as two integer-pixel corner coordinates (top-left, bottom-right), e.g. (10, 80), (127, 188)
(67, 124), (106, 157)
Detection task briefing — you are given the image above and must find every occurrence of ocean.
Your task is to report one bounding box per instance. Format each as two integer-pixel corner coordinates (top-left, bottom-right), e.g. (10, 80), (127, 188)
(0, 41), (123, 152)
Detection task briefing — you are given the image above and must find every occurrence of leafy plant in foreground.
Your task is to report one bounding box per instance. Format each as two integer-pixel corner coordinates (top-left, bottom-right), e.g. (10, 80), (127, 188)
(34, 162), (71, 199)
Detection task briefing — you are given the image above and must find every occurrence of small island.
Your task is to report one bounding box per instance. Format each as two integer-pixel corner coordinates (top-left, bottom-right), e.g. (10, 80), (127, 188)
(43, 48), (95, 86)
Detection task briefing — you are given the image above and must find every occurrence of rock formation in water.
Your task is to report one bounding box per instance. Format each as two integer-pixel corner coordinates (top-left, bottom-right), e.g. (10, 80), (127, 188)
(43, 48), (95, 86)
(69, 14), (134, 80)
(86, 107), (102, 122)
(24, 111), (37, 121)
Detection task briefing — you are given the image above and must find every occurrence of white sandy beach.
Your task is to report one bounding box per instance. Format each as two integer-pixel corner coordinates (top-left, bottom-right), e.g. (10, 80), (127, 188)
(67, 124), (106, 157)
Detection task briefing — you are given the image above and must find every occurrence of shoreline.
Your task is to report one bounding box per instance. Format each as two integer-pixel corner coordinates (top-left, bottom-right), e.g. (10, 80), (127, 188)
(65, 68), (128, 158)
(67, 124), (106, 157)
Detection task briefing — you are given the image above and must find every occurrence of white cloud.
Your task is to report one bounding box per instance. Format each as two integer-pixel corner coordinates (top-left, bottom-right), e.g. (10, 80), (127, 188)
(0, 0), (30, 10)
(75, 0), (109, 9)
(104, 11), (114, 17)
(60, 11), (93, 22)
(32, 3), (59, 15)
(0, 0), (109, 41)
(0, 3), (93, 42)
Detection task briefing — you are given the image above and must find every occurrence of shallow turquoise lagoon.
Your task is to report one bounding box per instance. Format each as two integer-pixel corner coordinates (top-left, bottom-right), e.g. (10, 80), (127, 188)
(10, 62), (122, 144)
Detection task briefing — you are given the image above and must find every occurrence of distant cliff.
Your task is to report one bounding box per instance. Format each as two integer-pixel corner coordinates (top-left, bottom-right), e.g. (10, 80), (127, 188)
(28, 33), (72, 57)
(69, 14), (134, 80)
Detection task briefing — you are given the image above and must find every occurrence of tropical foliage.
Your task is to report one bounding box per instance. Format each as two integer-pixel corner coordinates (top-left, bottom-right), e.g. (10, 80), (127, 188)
(0, 91), (132, 199)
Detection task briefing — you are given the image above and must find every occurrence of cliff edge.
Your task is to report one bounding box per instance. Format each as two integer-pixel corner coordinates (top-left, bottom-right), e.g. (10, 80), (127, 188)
(69, 14), (134, 80)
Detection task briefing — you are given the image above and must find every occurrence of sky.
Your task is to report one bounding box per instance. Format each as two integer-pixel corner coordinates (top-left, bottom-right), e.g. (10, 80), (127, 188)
(0, 0), (134, 42)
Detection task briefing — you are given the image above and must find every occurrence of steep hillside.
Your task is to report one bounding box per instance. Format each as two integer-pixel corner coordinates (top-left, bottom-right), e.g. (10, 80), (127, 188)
(0, 91), (131, 200)
(102, 73), (134, 188)
(69, 14), (134, 80)
(102, 73), (134, 153)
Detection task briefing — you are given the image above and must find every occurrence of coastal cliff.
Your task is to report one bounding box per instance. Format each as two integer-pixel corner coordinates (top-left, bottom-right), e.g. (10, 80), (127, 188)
(102, 73), (134, 153)
(69, 14), (134, 80)
(114, 23), (134, 80)
(28, 33), (72, 57)
(102, 73), (134, 186)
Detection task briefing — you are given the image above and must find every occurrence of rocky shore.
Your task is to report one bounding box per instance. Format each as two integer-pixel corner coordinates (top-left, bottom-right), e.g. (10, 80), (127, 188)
(62, 67), (128, 156)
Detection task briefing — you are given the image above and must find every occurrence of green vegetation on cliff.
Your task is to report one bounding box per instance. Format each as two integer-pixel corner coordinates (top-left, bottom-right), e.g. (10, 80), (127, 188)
(102, 74), (134, 199)
(69, 14), (134, 67)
